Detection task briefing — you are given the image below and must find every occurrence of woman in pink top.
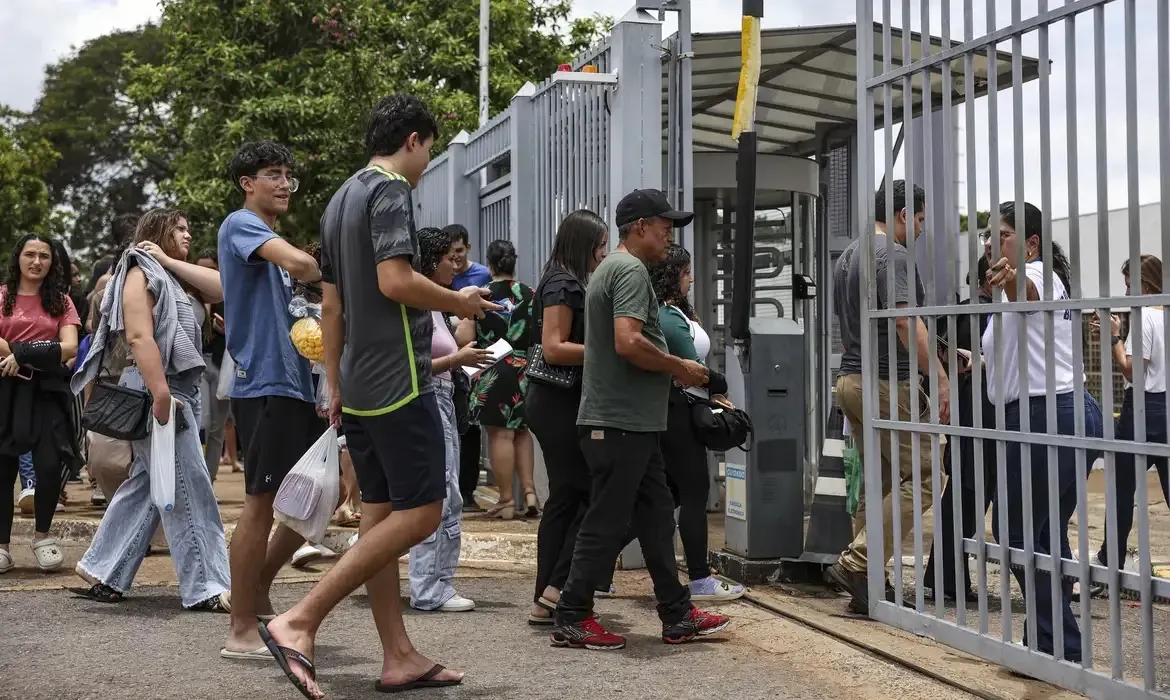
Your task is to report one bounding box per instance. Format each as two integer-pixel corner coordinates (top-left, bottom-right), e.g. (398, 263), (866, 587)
(0, 233), (81, 574)
(407, 227), (493, 612)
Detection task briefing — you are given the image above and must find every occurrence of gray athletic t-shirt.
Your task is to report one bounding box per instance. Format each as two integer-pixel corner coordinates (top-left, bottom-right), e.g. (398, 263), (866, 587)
(319, 166), (432, 415)
(834, 234), (924, 382)
(577, 251), (671, 432)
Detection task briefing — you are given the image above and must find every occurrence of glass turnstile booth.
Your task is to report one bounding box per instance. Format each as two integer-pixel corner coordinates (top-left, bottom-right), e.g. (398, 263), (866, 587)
(688, 152), (844, 568)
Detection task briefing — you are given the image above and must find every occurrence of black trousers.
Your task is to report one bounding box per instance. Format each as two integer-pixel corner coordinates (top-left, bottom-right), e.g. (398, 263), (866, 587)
(924, 371), (996, 595)
(557, 427), (691, 626)
(528, 384), (590, 602)
(459, 424), (482, 502)
(661, 392), (711, 581)
(0, 441), (65, 542)
(1099, 389), (1170, 568)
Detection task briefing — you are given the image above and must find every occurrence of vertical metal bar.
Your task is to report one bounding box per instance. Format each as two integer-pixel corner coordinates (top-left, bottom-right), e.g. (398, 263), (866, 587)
(536, 93), (546, 262)
(667, 34), (679, 208)
(1123, 0), (1154, 688)
(1160, 0), (1170, 653)
(937, 0), (961, 626)
(916, 0), (935, 618)
(985, 0), (1011, 646)
(1064, 3), (1092, 672)
(1093, 3), (1122, 680)
(1035, 0), (1064, 663)
(857, 0), (885, 618)
(963, 0), (989, 635)
(1010, 0), (1038, 654)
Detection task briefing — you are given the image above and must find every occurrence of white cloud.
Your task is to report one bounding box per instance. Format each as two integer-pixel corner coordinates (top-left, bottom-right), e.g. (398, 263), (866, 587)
(0, 0), (161, 112)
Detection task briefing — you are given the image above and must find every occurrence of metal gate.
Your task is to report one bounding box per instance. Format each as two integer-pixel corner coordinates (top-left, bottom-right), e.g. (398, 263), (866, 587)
(855, 1), (1169, 697)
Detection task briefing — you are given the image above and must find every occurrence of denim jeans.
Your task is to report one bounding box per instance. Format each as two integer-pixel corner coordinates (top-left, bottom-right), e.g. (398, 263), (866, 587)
(994, 391), (1103, 663)
(78, 367), (230, 607)
(17, 453), (34, 491)
(200, 355), (232, 482)
(408, 377), (463, 610)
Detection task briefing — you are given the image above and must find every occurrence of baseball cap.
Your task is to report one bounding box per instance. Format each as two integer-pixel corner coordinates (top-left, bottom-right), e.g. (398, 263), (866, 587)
(615, 189), (694, 228)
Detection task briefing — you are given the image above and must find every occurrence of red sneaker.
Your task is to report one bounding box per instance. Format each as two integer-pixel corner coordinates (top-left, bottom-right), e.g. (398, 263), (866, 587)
(549, 616), (626, 650)
(662, 607), (731, 644)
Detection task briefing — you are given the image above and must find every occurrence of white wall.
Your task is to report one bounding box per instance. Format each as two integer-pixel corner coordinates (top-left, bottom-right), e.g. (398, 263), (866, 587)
(1051, 202), (1164, 299)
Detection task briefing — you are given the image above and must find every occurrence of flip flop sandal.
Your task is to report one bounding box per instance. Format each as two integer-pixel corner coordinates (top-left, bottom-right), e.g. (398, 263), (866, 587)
(258, 622), (318, 700)
(68, 583), (124, 603)
(374, 664), (462, 693)
(221, 647), (274, 660)
(529, 598), (556, 626)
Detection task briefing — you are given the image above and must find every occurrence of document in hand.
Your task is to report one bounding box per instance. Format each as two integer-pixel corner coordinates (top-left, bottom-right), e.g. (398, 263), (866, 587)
(462, 338), (513, 379)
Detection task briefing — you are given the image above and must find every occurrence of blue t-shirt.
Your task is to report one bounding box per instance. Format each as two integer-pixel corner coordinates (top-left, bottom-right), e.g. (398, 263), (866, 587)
(452, 262), (491, 290)
(217, 209), (314, 403)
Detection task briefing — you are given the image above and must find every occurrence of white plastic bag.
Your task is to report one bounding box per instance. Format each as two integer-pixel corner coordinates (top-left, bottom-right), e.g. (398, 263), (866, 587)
(149, 398), (177, 513)
(216, 351), (236, 400)
(274, 427), (339, 542)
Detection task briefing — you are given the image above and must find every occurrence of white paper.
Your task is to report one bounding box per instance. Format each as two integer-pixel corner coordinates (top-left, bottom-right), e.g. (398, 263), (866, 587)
(462, 338), (513, 379)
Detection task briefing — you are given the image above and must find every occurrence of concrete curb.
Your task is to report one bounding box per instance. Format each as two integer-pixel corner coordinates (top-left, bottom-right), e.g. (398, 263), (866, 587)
(13, 518), (540, 564)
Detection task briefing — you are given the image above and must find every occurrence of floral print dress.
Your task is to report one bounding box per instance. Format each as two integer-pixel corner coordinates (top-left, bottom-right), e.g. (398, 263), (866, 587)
(469, 279), (534, 429)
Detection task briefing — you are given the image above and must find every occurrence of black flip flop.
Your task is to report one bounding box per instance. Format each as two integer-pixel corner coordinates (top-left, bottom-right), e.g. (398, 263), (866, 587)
(374, 664), (462, 693)
(258, 622), (318, 700)
(528, 597), (556, 626)
(68, 583), (124, 603)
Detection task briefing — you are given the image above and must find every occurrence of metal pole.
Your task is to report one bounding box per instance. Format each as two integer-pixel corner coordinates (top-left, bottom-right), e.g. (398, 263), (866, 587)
(479, 0), (490, 127)
(728, 0), (763, 346)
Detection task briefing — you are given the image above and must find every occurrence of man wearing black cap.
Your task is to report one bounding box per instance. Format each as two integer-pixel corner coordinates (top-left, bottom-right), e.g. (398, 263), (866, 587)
(551, 188), (731, 650)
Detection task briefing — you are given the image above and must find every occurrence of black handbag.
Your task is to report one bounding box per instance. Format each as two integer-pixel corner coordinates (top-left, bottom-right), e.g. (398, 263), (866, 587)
(524, 344), (579, 389)
(685, 393), (753, 453)
(82, 378), (152, 441)
(452, 369), (472, 435)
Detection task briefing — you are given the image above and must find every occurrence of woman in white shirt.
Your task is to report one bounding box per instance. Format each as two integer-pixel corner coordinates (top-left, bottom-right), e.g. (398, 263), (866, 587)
(982, 201), (1104, 664)
(1094, 255), (1169, 580)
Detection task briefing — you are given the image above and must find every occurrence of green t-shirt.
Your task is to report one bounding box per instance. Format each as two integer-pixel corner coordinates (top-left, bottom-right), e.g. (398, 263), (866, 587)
(658, 305), (700, 362)
(576, 251), (671, 432)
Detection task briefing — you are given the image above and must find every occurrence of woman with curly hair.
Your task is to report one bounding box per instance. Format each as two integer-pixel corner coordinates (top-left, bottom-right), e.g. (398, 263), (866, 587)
(0, 233), (81, 574)
(407, 226), (494, 612)
(648, 243), (744, 601)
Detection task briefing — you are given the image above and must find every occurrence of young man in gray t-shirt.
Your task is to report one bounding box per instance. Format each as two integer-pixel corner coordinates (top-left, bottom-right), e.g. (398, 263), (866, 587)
(826, 179), (952, 617)
(551, 188), (732, 651)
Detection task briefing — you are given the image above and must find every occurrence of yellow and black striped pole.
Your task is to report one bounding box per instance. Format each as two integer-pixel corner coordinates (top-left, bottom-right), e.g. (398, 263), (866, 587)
(729, 0), (763, 344)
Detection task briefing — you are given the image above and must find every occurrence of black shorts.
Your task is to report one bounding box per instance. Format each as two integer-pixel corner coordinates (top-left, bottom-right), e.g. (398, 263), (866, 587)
(232, 395), (327, 496)
(341, 393), (445, 510)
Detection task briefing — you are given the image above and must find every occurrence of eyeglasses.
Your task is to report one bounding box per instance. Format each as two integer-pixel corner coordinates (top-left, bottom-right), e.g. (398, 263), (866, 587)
(252, 174), (299, 193)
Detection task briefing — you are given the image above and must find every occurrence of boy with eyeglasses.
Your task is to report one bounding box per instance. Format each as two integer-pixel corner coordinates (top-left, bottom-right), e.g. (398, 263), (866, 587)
(217, 140), (328, 661)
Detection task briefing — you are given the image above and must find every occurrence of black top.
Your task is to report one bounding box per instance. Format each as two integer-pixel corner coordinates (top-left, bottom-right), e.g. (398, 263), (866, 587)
(936, 294), (993, 355)
(534, 268), (586, 355)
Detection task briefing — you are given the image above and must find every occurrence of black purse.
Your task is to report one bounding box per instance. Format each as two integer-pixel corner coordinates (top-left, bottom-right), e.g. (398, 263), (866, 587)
(525, 344), (579, 389)
(82, 376), (152, 441)
(452, 369), (472, 435)
(685, 392), (754, 453)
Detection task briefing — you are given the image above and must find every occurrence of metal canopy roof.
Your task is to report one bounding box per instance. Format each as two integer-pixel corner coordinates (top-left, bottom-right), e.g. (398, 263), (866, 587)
(668, 22), (1044, 157)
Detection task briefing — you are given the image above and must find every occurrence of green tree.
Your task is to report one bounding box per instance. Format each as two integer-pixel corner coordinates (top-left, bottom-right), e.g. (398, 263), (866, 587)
(23, 26), (169, 262)
(0, 110), (60, 252)
(127, 0), (609, 247)
(959, 210), (991, 232)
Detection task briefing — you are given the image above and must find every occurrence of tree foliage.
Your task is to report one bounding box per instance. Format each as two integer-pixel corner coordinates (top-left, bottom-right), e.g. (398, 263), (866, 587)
(959, 210), (991, 233)
(125, 0), (610, 247)
(0, 110), (60, 252)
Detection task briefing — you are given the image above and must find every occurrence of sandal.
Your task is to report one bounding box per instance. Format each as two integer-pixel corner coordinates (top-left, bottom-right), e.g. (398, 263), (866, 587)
(0, 548), (12, 574)
(333, 508), (360, 528)
(374, 664), (462, 693)
(31, 538), (64, 572)
(528, 596), (556, 626)
(68, 582), (124, 603)
(189, 592), (232, 613)
(485, 500), (514, 520)
(258, 622), (318, 700)
(523, 491), (540, 518)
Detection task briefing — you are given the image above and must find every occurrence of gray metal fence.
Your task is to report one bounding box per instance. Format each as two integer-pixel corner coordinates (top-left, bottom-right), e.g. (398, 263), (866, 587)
(413, 10), (664, 288)
(854, 1), (1169, 697)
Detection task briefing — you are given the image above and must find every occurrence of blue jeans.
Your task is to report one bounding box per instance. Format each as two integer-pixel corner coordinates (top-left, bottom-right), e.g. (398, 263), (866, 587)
(78, 368), (230, 607)
(408, 377), (463, 610)
(17, 453), (35, 491)
(994, 391), (1103, 663)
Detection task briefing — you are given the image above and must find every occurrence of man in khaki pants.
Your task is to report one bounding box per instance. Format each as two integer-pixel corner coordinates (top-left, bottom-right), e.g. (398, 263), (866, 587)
(825, 180), (951, 615)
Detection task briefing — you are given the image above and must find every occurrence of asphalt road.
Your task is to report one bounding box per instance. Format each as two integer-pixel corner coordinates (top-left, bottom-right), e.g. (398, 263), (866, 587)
(0, 572), (979, 700)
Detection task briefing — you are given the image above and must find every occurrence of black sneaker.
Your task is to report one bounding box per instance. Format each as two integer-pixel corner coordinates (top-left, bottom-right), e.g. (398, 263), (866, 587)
(549, 615), (626, 650)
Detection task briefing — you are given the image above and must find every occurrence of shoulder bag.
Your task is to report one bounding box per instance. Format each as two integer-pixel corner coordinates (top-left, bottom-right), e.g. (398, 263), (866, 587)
(82, 366), (151, 441)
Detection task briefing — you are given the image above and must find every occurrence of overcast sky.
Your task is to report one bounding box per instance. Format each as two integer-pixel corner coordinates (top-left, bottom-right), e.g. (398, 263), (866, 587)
(1, 0), (1163, 224)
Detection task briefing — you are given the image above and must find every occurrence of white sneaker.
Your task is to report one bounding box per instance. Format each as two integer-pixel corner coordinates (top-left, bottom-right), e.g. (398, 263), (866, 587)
(290, 544), (323, 569)
(17, 489), (34, 515)
(438, 594), (476, 612)
(313, 543), (337, 559)
(0, 548), (13, 574)
(688, 576), (746, 602)
(347, 533), (359, 549)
